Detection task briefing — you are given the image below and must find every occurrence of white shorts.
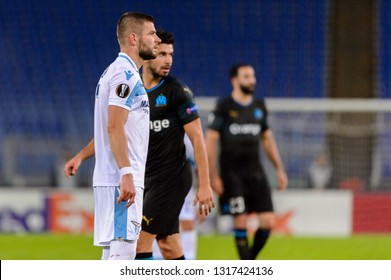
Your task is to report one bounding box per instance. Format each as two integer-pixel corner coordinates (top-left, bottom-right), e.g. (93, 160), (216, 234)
(179, 186), (196, 221)
(93, 186), (143, 246)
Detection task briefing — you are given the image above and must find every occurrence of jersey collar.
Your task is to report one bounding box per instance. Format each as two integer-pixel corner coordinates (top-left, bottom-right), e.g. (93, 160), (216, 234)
(145, 78), (165, 92)
(118, 52), (138, 72)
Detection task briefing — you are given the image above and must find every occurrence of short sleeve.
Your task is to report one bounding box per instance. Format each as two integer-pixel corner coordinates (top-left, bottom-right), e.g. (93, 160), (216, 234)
(108, 69), (145, 110)
(207, 102), (224, 131)
(260, 102), (270, 132)
(175, 85), (200, 125)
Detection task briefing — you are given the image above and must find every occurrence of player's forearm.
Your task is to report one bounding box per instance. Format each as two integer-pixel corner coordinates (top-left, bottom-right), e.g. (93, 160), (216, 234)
(207, 152), (219, 179)
(75, 138), (95, 161)
(262, 130), (284, 171)
(108, 125), (131, 169)
(192, 137), (211, 187)
(205, 130), (220, 178)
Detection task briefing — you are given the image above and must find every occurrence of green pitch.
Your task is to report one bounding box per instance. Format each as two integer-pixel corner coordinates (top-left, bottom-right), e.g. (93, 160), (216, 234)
(0, 234), (390, 260)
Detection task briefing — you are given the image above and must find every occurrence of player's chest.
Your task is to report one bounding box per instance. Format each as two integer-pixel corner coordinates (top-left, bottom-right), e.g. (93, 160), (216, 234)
(224, 106), (264, 124)
(148, 91), (176, 119)
(222, 106), (264, 137)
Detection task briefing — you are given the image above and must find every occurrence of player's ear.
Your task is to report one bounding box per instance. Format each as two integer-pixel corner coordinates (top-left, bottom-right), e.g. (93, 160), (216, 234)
(128, 32), (137, 46)
(230, 77), (237, 86)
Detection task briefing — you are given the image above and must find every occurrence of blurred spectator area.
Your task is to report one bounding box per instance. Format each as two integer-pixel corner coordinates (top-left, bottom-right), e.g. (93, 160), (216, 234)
(0, 0), (390, 187)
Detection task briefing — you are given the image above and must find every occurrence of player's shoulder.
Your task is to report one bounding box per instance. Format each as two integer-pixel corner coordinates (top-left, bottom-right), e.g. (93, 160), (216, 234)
(165, 75), (195, 99)
(253, 97), (267, 108)
(165, 75), (190, 91)
(111, 56), (138, 77)
(215, 96), (235, 108)
(165, 75), (182, 85)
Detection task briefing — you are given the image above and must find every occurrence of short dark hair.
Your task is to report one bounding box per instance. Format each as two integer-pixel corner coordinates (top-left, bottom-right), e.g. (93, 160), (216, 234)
(117, 12), (154, 46)
(229, 63), (252, 78)
(156, 29), (175, 45)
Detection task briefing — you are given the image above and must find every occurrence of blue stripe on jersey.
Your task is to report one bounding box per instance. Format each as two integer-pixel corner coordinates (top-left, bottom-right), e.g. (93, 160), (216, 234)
(114, 187), (128, 240)
(125, 80), (147, 107)
(145, 79), (165, 92)
(118, 54), (137, 71)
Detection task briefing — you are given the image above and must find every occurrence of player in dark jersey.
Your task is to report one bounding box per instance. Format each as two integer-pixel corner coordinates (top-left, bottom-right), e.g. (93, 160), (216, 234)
(135, 30), (214, 260)
(206, 63), (288, 260)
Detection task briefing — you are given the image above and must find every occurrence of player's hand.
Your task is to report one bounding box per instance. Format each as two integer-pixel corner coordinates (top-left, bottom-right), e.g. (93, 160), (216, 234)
(210, 175), (224, 195)
(194, 183), (215, 216)
(64, 156), (82, 177)
(276, 168), (288, 191)
(116, 174), (136, 208)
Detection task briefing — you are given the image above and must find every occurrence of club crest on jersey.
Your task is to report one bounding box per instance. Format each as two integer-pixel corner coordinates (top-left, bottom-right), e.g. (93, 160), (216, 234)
(116, 84), (130, 98)
(155, 94), (167, 107)
(131, 221), (141, 235)
(254, 108), (263, 119)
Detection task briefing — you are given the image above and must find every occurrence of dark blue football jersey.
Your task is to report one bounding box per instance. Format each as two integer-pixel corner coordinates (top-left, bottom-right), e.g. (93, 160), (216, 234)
(145, 75), (199, 177)
(208, 96), (269, 164)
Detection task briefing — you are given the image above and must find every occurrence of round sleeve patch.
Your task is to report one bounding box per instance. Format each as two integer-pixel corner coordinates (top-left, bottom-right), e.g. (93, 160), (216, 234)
(116, 84), (130, 98)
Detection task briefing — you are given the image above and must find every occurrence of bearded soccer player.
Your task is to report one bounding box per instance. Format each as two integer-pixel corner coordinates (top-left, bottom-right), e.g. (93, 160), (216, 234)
(64, 12), (160, 260)
(206, 63), (288, 260)
(64, 29), (213, 260)
(136, 30), (214, 260)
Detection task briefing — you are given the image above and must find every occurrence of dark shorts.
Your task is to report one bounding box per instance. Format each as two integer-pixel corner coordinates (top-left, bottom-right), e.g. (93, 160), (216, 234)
(142, 160), (192, 238)
(219, 164), (273, 215)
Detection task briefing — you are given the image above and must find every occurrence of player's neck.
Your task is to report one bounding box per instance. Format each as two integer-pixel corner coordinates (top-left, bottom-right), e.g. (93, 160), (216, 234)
(142, 69), (164, 90)
(120, 48), (143, 69)
(231, 90), (253, 106)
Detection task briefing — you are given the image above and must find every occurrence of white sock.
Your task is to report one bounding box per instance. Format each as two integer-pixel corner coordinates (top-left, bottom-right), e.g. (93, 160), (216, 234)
(101, 246), (110, 260)
(152, 239), (164, 260)
(180, 230), (197, 260)
(108, 240), (136, 260)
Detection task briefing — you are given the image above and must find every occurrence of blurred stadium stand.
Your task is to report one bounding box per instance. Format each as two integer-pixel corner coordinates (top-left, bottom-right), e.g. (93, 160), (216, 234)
(0, 0), (389, 188)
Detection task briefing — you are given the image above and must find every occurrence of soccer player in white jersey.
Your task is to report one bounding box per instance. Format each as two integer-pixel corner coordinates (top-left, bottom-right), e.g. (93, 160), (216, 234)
(65, 29), (213, 260)
(64, 12), (160, 260)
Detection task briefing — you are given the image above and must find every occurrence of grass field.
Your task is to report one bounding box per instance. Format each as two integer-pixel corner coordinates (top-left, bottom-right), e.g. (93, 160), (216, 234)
(1, 234), (391, 260)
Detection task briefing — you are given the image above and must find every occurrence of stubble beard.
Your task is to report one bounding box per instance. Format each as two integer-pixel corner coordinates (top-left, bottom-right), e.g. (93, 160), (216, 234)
(240, 84), (256, 95)
(139, 43), (157, 61)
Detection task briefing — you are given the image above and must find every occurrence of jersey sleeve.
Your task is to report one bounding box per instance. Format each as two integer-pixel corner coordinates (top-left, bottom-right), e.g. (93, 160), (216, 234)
(175, 84), (200, 125)
(207, 101), (224, 132)
(260, 101), (270, 132)
(108, 68), (144, 111)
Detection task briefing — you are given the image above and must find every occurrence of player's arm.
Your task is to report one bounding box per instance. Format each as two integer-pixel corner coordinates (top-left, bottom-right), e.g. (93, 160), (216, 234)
(108, 105), (135, 208)
(261, 129), (288, 190)
(184, 119), (215, 216)
(205, 128), (224, 195)
(64, 138), (95, 177)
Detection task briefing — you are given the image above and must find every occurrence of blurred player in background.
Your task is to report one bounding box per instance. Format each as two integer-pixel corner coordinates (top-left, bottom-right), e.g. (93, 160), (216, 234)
(136, 29), (214, 260)
(206, 63), (288, 260)
(153, 134), (199, 260)
(63, 12), (160, 260)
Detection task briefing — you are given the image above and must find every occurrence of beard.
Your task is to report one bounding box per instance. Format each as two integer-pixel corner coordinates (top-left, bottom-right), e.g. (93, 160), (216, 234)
(240, 84), (255, 95)
(139, 43), (157, 60)
(150, 66), (168, 79)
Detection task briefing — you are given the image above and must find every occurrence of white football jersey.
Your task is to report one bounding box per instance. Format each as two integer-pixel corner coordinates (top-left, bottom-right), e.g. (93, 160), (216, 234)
(93, 53), (149, 187)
